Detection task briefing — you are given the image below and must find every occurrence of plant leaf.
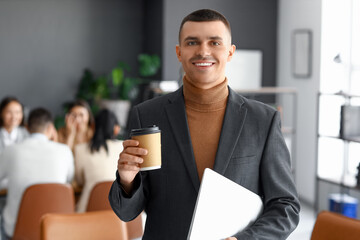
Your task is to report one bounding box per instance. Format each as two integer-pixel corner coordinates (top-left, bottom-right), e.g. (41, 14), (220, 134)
(138, 54), (161, 77)
(112, 67), (123, 86)
(94, 76), (110, 99)
(118, 61), (131, 72)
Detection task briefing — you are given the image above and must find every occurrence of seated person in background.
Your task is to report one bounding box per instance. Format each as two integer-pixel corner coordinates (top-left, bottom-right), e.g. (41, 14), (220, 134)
(0, 96), (29, 153)
(57, 99), (94, 151)
(0, 108), (74, 240)
(74, 109), (122, 212)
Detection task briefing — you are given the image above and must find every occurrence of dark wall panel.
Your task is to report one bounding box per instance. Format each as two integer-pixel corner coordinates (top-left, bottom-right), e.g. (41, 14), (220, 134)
(0, 0), (144, 115)
(143, 0), (163, 80)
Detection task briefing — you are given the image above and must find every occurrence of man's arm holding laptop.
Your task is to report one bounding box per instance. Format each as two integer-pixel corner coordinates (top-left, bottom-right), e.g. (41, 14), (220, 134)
(233, 113), (300, 239)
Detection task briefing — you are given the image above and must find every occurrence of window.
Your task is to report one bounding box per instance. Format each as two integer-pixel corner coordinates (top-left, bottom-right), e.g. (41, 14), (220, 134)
(318, 0), (360, 186)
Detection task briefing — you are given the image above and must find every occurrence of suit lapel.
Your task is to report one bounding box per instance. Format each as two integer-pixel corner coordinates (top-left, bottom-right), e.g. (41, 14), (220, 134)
(214, 88), (247, 175)
(165, 88), (200, 192)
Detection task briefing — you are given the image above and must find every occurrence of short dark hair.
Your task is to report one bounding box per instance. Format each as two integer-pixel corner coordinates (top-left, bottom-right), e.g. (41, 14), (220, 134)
(178, 9), (231, 43)
(28, 108), (53, 133)
(0, 96), (25, 127)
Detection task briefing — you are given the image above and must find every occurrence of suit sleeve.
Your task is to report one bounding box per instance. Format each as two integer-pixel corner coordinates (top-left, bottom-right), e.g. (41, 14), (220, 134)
(108, 106), (147, 222)
(234, 112), (300, 240)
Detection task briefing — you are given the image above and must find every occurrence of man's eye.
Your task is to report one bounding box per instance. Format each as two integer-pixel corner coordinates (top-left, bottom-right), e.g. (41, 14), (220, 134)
(187, 41), (197, 46)
(212, 42), (220, 46)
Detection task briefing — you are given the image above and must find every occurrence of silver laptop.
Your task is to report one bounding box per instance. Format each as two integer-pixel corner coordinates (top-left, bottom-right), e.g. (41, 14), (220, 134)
(187, 168), (263, 240)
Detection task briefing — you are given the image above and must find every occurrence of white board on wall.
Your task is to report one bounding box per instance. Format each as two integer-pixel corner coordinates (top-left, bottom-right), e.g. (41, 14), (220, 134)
(225, 49), (262, 90)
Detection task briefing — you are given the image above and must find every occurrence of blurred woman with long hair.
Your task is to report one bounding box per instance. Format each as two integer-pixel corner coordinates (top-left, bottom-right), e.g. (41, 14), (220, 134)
(57, 99), (94, 151)
(74, 109), (122, 212)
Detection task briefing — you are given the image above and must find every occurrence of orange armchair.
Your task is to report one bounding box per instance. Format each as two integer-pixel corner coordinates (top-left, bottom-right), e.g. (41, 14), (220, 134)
(311, 210), (360, 240)
(86, 181), (144, 239)
(12, 183), (75, 240)
(41, 210), (128, 240)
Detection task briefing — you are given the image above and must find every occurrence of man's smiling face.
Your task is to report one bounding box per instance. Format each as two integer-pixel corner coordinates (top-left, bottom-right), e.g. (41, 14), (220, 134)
(176, 20), (235, 89)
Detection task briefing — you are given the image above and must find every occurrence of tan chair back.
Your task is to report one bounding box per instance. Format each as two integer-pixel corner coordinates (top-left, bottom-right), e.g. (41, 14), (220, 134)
(311, 210), (360, 240)
(86, 181), (113, 211)
(41, 210), (128, 240)
(86, 181), (143, 239)
(12, 183), (75, 240)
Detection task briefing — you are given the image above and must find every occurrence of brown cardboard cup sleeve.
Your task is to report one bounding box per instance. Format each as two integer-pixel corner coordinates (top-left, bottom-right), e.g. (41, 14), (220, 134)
(130, 126), (161, 171)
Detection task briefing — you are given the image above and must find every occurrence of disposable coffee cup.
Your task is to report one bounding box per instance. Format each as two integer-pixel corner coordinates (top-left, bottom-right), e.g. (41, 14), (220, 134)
(130, 125), (161, 171)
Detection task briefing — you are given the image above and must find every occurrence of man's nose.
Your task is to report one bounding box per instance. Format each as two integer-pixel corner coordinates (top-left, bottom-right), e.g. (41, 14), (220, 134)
(196, 43), (211, 57)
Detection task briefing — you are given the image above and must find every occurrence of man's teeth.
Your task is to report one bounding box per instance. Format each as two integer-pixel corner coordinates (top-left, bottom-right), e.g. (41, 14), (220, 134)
(195, 62), (212, 66)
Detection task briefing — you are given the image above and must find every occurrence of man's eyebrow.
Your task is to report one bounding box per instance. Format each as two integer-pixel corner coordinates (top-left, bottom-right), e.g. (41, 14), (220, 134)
(208, 36), (223, 40)
(183, 36), (198, 41)
(183, 36), (223, 41)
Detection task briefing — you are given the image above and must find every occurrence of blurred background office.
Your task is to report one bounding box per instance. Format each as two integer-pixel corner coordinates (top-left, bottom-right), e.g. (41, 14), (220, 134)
(1, 0), (360, 239)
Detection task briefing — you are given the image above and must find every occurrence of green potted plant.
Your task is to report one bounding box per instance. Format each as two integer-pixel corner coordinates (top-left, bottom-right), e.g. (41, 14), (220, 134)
(75, 53), (161, 129)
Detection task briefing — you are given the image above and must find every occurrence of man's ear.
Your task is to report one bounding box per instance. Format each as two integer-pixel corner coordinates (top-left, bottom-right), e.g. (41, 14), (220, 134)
(45, 123), (57, 141)
(227, 44), (236, 62)
(176, 45), (182, 62)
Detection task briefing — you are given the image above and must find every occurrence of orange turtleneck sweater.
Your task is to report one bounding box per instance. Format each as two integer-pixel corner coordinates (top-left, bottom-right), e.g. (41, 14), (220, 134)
(183, 77), (229, 181)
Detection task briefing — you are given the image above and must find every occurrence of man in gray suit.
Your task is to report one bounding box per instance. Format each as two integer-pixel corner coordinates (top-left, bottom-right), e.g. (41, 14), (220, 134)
(109, 9), (300, 240)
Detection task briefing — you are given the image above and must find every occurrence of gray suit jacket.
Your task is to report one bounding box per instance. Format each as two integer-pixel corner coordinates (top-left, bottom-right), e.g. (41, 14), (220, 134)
(109, 87), (300, 240)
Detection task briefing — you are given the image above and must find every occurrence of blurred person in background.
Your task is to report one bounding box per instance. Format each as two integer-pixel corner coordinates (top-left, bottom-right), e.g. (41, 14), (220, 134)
(0, 96), (29, 153)
(57, 99), (94, 151)
(74, 109), (122, 212)
(0, 108), (74, 240)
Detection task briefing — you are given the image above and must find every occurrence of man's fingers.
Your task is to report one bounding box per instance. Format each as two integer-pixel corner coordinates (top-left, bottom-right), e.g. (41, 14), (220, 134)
(122, 140), (148, 156)
(123, 139), (139, 148)
(125, 146), (148, 156)
(118, 161), (141, 171)
(118, 139), (147, 173)
(119, 152), (144, 164)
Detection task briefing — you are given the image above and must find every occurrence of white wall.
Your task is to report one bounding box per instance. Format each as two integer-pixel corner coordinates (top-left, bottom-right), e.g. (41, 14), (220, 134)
(277, 0), (322, 205)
